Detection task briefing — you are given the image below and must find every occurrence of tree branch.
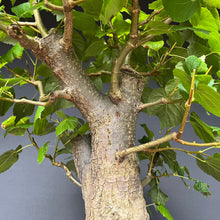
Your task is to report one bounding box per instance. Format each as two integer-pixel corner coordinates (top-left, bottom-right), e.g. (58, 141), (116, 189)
(15, 21), (37, 27)
(69, 0), (87, 7)
(116, 132), (177, 160)
(33, 33), (108, 123)
(0, 97), (49, 106)
(138, 98), (184, 112)
(7, 24), (39, 51)
(109, 0), (140, 103)
(60, 0), (73, 51)
(32, 0), (48, 37)
(0, 88), (73, 107)
(43, 0), (63, 11)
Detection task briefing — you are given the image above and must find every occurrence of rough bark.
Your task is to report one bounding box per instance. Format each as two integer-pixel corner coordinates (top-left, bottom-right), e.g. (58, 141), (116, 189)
(83, 94), (148, 219)
(6, 27), (149, 219)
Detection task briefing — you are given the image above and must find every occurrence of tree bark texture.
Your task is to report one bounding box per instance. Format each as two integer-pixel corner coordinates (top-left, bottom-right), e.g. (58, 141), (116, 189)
(25, 32), (149, 219)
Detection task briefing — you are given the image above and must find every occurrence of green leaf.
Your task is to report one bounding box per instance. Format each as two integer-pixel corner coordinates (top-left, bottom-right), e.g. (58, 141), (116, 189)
(0, 43), (24, 66)
(0, 76), (27, 87)
(162, 0), (200, 22)
(196, 154), (220, 181)
(184, 55), (208, 74)
(137, 151), (149, 161)
(194, 84), (220, 117)
(192, 7), (219, 39)
(52, 99), (73, 112)
(57, 133), (74, 155)
(0, 88), (14, 116)
(10, 0), (16, 6)
(157, 204), (173, 220)
(11, 2), (33, 18)
(72, 30), (86, 59)
(146, 88), (185, 130)
(100, 0), (126, 24)
(189, 112), (215, 143)
(56, 117), (78, 136)
(160, 144), (179, 172)
(73, 11), (98, 37)
(140, 124), (154, 140)
(195, 75), (213, 87)
(148, 179), (168, 206)
(149, 0), (163, 10)
(37, 142), (49, 164)
(112, 12), (130, 36)
(85, 39), (105, 57)
(0, 150), (19, 173)
(34, 106), (45, 122)
(147, 21), (171, 35)
(91, 76), (103, 91)
(2, 116), (32, 137)
(208, 32), (220, 55)
(43, 75), (59, 94)
(80, 0), (103, 20)
(172, 26), (210, 36)
(56, 110), (68, 120)
(173, 63), (191, 93)
(76, 123), (90, 136)
(144, 41), (164, 51)
(33, 118), (48, 135)
(204, 0), (220, 8)
(65, 160), (76, 173)
(193, 180), (211, 197)
(36, 63), (52, 78)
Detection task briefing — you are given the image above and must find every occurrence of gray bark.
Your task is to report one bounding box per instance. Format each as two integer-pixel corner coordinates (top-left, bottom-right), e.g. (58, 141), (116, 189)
(7, 27), (150, 219)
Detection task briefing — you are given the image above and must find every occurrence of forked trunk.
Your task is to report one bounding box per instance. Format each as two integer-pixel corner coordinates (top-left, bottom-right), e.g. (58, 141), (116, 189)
(72, 90), (150, 219)
(32, 33), (149, 219)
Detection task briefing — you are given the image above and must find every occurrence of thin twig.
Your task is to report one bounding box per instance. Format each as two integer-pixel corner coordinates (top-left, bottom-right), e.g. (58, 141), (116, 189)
(116, 132), (177, 160)
(69, 0), (86, 7)
(52, 161), (82, 188)
(145, 147), (210, 157)
(177, 69), (196, 139)
(87, 71), (111, 77)
(0, 97), (49, 106)
(176, 139), (220, 147)
(141, 42), (177, 76)
(109, 16), (120, 49)
(32, 0), (48, 37)
(27, 130), (81, 187)
(138, 8), (164, 27)
(43, 0), (63, 11)
(16, 21), (37, 27)
(138, 98), (184, 111)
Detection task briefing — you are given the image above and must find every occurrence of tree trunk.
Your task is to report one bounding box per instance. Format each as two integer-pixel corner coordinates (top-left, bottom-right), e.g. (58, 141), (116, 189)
(83, 109), (149, 219)
(72, 74), (150, 219)
(30, 32), (149, 219)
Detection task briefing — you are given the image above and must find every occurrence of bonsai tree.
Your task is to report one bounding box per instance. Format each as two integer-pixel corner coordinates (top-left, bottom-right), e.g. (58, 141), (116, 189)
(0, 0), (220, 219)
